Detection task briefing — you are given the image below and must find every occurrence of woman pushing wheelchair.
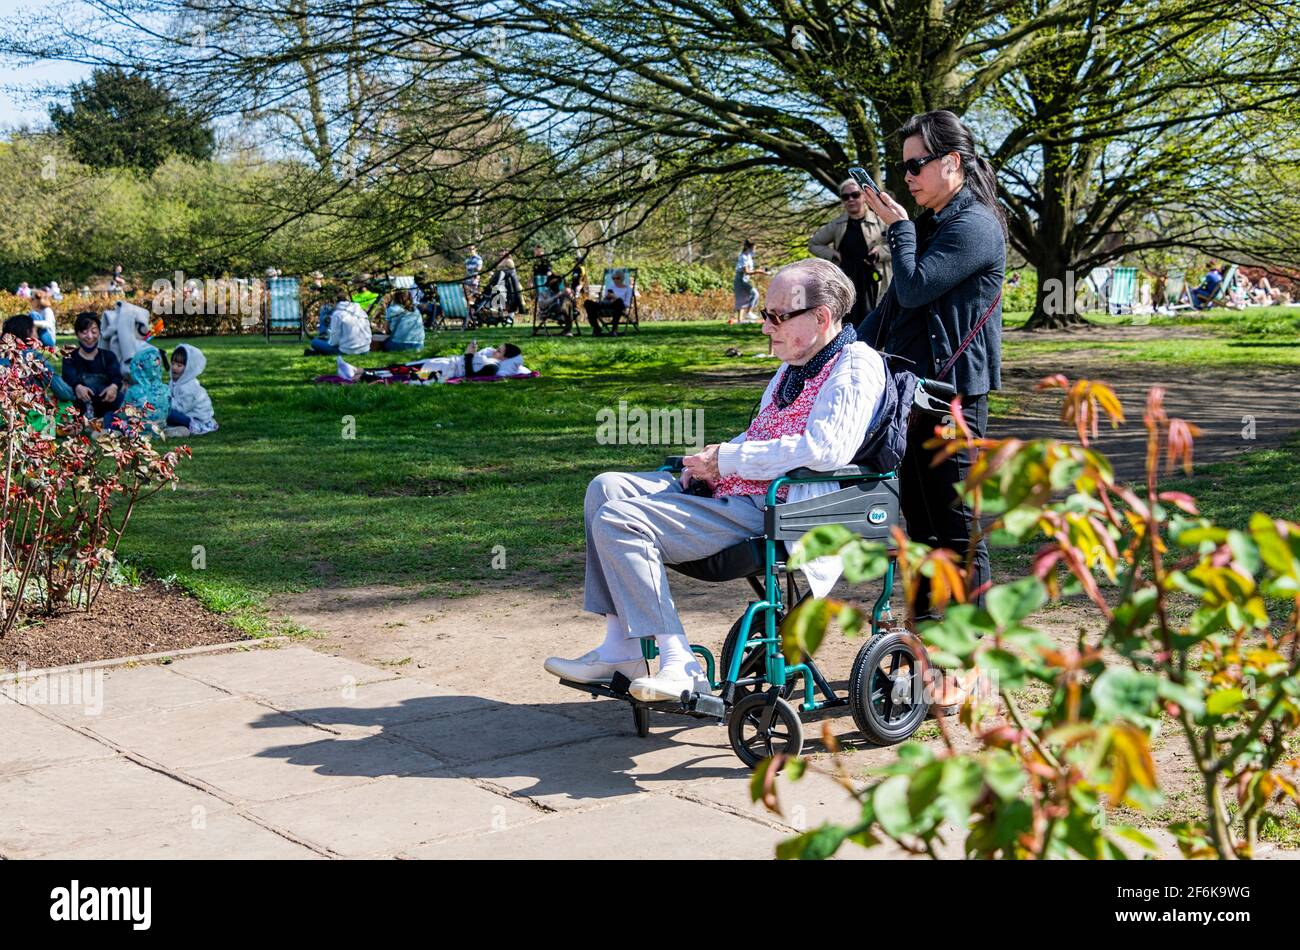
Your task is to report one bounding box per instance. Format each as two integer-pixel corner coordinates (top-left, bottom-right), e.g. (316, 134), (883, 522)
(546, 110), (1005, 726)
(545, 258), (889, 700)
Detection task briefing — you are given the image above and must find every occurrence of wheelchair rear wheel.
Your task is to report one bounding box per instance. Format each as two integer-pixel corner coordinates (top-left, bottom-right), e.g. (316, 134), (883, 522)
(728, 692), (803, 768)
(848, 629), (930, 745)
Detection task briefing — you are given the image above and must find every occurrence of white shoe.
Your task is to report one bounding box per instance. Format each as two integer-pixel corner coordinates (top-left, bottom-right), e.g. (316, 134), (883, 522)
(543, 650), (649, 685)
(628, 668), (711, 703)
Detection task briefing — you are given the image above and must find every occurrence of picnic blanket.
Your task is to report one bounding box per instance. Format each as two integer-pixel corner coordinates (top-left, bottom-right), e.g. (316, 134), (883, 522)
(313, 371), (540, 386)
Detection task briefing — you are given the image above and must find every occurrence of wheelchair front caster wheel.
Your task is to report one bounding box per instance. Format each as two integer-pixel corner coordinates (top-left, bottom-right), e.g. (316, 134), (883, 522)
(848, 630), (931, 745)
(728, 693), (803, 768)
(632, 704), (650, 738)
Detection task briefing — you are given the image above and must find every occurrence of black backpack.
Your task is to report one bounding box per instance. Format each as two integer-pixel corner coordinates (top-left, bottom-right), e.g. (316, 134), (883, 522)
(851, 356), (919, 474)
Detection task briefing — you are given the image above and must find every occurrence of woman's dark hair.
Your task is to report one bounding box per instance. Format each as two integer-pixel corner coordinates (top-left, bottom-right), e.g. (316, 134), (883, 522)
(170, 346), (188, 365)
(73, 311), (100, 335)
(393, 289), (413, 309)
(501, 343), (521, 359)
(2, 314), (34, 339)
(897, 110), (1006, 236)
(742, 239), (755, 251)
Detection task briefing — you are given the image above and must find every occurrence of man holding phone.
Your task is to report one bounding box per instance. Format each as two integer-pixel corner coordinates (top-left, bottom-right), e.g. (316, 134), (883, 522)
(809, 175), (893, 326)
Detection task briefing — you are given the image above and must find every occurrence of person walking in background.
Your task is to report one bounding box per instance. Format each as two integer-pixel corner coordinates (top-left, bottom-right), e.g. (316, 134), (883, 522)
(731, 239), (767, 323)
(464, 245), (483, 293)
(857, 109), (1006, 712)
(810, 178), (892, 327)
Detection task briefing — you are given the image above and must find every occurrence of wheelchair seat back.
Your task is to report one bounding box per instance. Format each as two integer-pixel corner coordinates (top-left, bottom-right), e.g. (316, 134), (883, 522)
(764, 475), (900, 545)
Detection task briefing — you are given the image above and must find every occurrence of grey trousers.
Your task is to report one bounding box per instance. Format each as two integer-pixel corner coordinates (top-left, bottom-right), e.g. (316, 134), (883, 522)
(583, 471), (766, 640)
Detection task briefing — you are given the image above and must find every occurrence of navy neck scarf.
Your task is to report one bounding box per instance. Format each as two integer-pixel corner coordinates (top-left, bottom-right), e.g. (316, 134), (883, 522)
(775, 323), (856, 409)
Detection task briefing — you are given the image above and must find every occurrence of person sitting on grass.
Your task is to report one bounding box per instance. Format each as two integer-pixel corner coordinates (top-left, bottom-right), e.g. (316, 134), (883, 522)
(62, 311), (124, 426)
(383, 290), (425, 351)
(29, 289), (57, 348)
(306, 289), (372, 355)
(335, 340), (526, 383)
(121, 345), (170, 432)
(1, 313), (75, 402)
(167, 344), (218, 435)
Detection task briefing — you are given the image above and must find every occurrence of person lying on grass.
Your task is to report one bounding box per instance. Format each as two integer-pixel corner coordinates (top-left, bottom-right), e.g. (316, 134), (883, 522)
(334, 340), (527, 383)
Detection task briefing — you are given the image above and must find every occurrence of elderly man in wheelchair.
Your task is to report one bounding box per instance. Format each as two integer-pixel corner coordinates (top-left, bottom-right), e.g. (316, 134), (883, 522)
(545, 258), (950, 762)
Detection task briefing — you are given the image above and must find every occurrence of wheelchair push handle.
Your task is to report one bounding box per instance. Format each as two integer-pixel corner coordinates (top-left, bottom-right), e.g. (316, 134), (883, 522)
(914, 378), (958, 416)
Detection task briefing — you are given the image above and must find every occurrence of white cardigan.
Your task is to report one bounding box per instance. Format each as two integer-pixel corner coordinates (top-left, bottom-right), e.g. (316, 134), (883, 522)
(715, 341), (887, 595)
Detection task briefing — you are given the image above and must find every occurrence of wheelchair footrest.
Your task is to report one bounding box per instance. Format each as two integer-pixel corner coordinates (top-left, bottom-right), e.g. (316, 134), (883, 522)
(682, 691), (727, 719)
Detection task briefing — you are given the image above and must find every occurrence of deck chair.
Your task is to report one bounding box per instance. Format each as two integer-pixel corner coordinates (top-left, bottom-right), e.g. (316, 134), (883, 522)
(1082, 267), (1111, 313)
(433, 281), (472, 330)
(264, 276), (304, 341)
(1108, 267), (1137, 315)
(587, 267), (640, 335)
(531, 274), (578, 336)
(1209, 264), (1239, 309)
(1163, 269), (1193, 311)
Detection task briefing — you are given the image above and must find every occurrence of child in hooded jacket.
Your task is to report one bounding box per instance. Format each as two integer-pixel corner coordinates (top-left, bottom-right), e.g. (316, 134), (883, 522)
(167, 344), (218, 435)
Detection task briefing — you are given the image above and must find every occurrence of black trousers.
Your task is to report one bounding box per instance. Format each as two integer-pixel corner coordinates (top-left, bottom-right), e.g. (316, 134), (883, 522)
(584, 299), (625, 334)
(900, 392), (989, 621)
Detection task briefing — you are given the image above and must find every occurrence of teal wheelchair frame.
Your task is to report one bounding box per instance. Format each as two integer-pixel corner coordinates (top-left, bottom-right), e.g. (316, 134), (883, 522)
(559, 459), (932, 768)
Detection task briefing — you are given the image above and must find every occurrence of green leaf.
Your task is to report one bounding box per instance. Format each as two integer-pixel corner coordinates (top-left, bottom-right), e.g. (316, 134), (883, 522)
(873, 775), (918, 837)
(1206, 687), (1245, 717)
(1109, 587), (1158, 635)
(1000, 624), (1055, 652)
(984, 750), (1025, 802)
(981, 648), (1027, 691)
(1175, 524), (1227, 548)
(938, 757), (985, 825)
(789, 524), (855, 567)
(986, 577), (1046, 629)
(1092, 668), (1159, 723)
(1188, 605), (1227, 638)
(780, 597), (832, 663)
(1001, 505), (1042, 540)
(907, 760), (944, 816)
(776, 823), (848, 861)
(1111, 825), (1158, 853)
(839, 542), (891, 583)
(1250, 512), (1296, 578)
(1155, 677), (1205, 717)
(1226, 530), (1261, 576)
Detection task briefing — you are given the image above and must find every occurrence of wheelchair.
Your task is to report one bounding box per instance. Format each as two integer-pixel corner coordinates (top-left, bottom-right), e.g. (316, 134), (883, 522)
(558, 461), (933, 768)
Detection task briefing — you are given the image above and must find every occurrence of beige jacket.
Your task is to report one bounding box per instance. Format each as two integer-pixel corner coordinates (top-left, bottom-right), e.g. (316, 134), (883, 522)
(808, 213), (893, 288)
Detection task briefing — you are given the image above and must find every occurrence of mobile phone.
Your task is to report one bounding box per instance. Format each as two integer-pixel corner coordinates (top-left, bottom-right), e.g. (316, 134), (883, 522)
(847, 166), (882, 197)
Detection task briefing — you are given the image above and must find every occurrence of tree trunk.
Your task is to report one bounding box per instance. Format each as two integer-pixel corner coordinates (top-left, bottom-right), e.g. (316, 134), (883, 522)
(1021, 257), (1092, 331)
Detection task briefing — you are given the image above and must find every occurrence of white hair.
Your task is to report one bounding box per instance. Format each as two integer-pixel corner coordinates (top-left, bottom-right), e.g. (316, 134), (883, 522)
(772, 258), (856, 323)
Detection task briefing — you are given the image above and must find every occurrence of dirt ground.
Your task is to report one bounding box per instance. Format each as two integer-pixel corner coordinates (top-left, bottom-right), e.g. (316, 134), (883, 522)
(0, 580), (246, 670)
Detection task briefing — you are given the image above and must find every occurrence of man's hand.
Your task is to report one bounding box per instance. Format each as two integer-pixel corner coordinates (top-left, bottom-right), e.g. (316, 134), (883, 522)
(74, 384), (92, 402)
(464, 340), (478, 355)
(100, 384), (118, 402)
(862, 186), (908, 227)
(683, 444), (721, 482)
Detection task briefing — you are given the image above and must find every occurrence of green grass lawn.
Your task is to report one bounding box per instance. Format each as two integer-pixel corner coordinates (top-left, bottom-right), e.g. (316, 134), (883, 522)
(125, 322), (777, 613)
(122, 311), (1300, 625)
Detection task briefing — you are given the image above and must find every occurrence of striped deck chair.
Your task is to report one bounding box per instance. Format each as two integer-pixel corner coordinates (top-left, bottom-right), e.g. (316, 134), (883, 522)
(1163, 269), (1193, 311)
(1108, 267), (1138, 315)
(434, 281), (472, 330)
(264, 276), (304, 341)
(1209, 264), (1238, 309)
